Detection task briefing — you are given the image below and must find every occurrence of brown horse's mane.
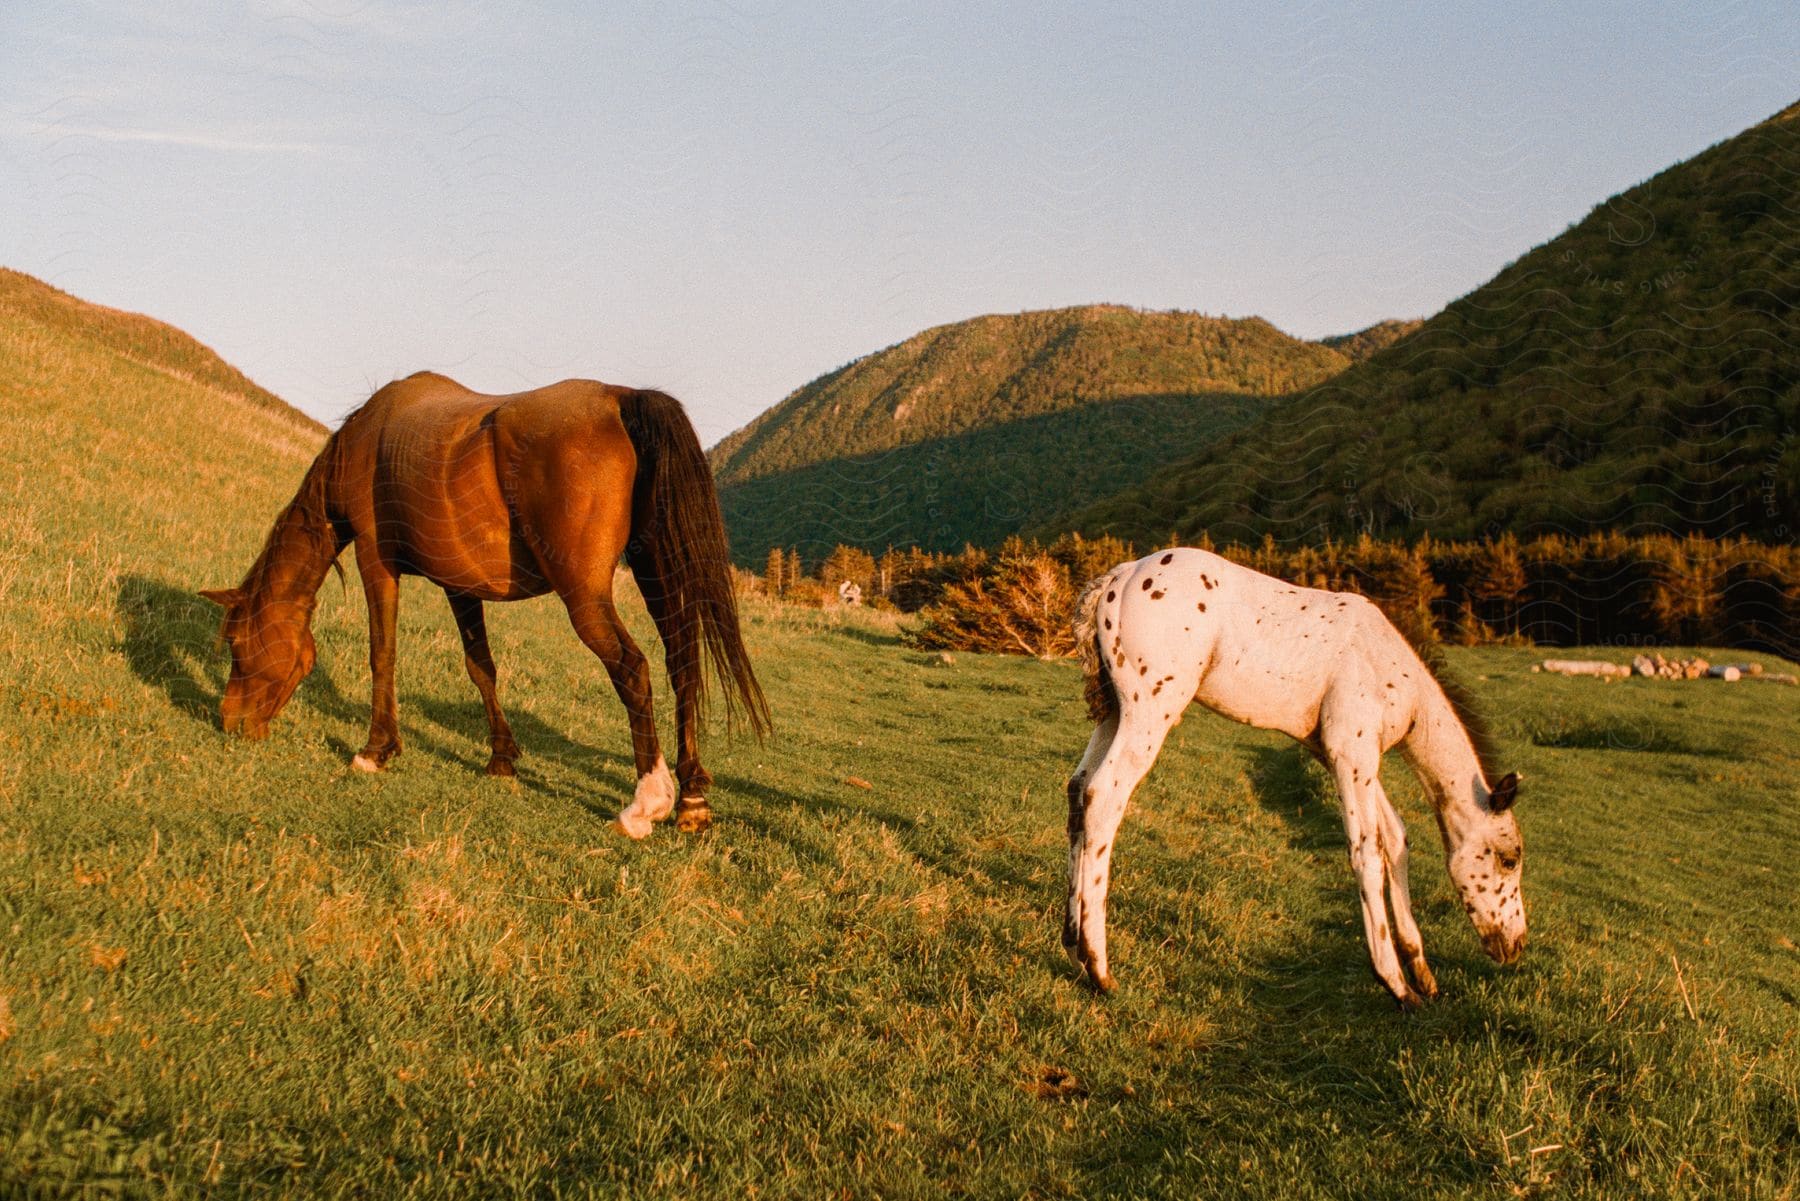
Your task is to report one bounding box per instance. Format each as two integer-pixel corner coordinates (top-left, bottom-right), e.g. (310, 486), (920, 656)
(1400, 625), (1504, 784)
(230, 428), (345, 611)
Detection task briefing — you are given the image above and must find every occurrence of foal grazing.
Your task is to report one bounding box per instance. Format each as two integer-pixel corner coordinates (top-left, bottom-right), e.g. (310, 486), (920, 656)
(201, 373), (768, 837)
(1066, 549), (1526, 1007)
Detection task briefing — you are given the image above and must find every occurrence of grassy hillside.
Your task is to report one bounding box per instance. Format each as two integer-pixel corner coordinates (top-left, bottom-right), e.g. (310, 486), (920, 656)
(0, 269), (323, 434)
(712, 306), (1350, 559)
(1066, 101), (1800, 547)
(3, 271), (1799, 1197)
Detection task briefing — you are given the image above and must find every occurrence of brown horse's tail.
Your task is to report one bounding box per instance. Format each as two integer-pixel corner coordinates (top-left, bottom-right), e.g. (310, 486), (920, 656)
(1073, 569), (1120, 724)
(619, 389), (771, 738)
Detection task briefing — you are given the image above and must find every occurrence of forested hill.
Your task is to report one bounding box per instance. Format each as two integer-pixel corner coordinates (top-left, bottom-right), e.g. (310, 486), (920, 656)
(710, 305), (1348, 486)
(709, 305), (1351, 559)
(1061, 101), (1800, 547)
(1319, 319), (1424, 362)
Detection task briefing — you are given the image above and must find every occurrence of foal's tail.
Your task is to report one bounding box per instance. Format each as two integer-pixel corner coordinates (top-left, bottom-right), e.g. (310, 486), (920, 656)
(1073, 569), (1120, 724)
(618, 390), (771, 738)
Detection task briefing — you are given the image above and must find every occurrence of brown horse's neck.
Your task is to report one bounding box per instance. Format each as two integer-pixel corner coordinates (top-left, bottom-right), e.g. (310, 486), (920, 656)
(240, 457), (343, 621)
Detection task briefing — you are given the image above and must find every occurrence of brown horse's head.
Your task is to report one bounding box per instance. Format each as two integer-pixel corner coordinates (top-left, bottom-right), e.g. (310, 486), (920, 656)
(199, 587), (316, 739)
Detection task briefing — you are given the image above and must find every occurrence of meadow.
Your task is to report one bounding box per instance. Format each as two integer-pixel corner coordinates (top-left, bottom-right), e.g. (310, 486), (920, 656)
(2, 277), (1798, 1197)
(5, 572), (1800, 1195)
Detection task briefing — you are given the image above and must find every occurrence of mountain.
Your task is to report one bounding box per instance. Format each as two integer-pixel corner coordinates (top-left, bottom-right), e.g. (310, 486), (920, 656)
(1062, 102), (1800, 547)
(710, 305), (1351, 559)
(1319, 319), (1425, 362)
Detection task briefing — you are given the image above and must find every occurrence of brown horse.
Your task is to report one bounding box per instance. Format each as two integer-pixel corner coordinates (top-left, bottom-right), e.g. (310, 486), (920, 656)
(200, 372), (769, 837)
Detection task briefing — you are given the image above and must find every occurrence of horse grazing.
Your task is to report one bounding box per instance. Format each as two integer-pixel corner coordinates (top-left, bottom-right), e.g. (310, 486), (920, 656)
(200, 372), (769, 838)
(1066, 548), (1525, 1007)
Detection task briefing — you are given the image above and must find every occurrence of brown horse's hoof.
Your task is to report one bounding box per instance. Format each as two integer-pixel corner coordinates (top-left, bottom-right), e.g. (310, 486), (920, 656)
(614, 812), (653, 840)
(1086, 971), (1117, 995)
(484, 757), (516, 778)
(675, 804), (713, 834)
(350, 753), (384, 773)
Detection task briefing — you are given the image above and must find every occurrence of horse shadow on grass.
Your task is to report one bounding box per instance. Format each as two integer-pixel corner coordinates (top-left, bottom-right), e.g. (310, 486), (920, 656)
(408, 695), (635, 794)
(119, 573), (377, 732)
(118, 573), (470, 769)
(1241, 741), (1506, 998)
(1070, 743), (1528, 1191)
(116, 574), (236, 722)
(406, 694), (818, 822)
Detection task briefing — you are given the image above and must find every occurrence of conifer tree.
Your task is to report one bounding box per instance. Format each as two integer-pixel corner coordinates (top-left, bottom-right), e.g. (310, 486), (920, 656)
(764, 546), (786, 598)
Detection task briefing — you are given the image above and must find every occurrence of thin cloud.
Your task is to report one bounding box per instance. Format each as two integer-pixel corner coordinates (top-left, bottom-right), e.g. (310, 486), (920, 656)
(34, 123), (336, 156)
(256, 0), (484, 43)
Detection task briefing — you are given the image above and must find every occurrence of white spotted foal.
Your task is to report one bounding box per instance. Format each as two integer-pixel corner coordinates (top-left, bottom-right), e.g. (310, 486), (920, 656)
(1065, 548), (1526, 1008)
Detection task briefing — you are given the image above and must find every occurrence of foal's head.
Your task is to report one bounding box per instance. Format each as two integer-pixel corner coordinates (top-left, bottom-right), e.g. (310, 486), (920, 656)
(1445, 772), (1527, 964)
(199, 587), (316, 739)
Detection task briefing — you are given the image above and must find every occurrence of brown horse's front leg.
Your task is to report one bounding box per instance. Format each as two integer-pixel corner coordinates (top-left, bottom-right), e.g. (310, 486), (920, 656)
(447, 592), (519, 776)
(352, 553), (403, 772)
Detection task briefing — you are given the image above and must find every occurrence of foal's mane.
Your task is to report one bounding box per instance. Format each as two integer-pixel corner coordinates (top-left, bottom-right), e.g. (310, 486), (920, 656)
(1399, 624), (1504, 783)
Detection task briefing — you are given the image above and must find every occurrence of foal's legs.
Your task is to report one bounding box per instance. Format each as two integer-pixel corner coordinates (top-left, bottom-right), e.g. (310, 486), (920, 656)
(1324, 731), (1425, 1009)
(1069, 697), (1186, 992)
(446, 592), (519, 777)
(561, 589), (674, 839)
(1063, 715), (1118, 967)
(352, 548), (403, 771)
(1370, 782), (1437, 998)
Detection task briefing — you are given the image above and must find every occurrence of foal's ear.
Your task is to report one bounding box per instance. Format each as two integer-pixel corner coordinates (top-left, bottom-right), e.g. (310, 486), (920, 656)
(199, 587), (242, 608)
(1489, 771), (1521, 812)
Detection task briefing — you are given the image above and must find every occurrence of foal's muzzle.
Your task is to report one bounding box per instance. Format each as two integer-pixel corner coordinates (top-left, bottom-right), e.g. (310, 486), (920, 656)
(1482, 929), (1526, 965)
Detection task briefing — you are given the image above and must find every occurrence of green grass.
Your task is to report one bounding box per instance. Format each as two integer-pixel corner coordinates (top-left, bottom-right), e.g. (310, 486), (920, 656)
(3, 271), (1798, 1197)
(6, 579), (1800, 1197)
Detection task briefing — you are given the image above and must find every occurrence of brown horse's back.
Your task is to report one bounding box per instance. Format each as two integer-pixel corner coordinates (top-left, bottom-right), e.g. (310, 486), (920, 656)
(334, 373), (638, 601)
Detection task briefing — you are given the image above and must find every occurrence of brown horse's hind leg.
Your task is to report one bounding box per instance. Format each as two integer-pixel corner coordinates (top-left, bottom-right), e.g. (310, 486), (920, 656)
(447, 592), (519, 777)
(630, 557), (713, 833)
(352, 549), (403, 771)
(562, 591), (673, 839)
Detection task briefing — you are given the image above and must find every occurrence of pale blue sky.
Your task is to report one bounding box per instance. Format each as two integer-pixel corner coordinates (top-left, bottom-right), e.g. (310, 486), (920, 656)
(3, 1), (1795, 444)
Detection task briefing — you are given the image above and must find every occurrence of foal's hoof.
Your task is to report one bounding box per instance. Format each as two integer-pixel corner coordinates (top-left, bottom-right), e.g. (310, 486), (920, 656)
(675, 803), (713, 834)
(484, 757), (516, 778)
(350, 753), (384, 773)
(1084, 970), (1117, 995)
(1393, 987), (1427, 1013)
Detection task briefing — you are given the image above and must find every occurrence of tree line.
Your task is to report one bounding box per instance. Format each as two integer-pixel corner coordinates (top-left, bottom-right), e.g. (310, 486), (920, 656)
(751, 532), (1800, 660)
